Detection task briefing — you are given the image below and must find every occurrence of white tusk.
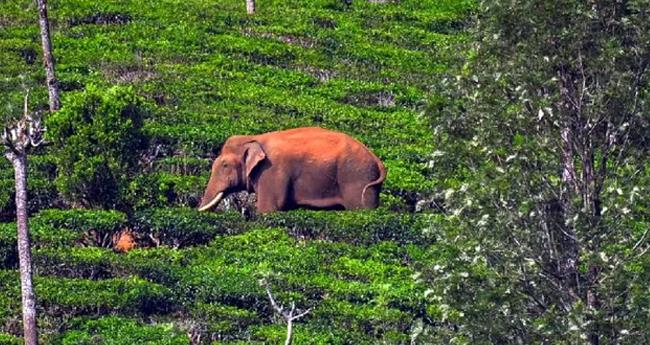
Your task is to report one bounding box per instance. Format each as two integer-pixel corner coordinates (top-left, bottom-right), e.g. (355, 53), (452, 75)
(198, 192), (224, 212)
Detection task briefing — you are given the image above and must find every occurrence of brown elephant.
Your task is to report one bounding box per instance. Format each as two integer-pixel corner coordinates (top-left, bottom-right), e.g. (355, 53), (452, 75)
(198, 127), (386, 213)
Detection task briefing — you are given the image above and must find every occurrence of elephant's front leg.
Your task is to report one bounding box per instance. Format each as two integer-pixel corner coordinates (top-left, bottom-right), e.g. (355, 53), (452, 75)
(254, 172), (290, 213)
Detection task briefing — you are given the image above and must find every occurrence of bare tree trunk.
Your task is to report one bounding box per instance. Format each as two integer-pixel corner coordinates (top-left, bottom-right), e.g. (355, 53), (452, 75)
(246, 0), (255, 14)
(285, 318), (293, 345)
(3, 94), (45, 345)
(559, 125), (580, 299)
(8, 153), (38, 345)
(36, 0), (60, 111)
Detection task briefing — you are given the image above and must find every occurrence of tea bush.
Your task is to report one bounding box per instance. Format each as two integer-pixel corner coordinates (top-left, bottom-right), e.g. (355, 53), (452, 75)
(46, 85), (148, 209)
(33, 209), (127, 233)
(259, 209), (436, 245)
(52, 316), (188, 345)
(132, 207), (248, 247)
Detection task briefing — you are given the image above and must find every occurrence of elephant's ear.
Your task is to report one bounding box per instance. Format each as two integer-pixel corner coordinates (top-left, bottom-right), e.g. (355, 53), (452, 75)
(243, 141), (266, 178)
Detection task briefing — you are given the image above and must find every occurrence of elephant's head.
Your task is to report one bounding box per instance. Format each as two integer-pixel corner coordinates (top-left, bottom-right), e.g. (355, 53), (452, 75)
(198, 138), (266, 211)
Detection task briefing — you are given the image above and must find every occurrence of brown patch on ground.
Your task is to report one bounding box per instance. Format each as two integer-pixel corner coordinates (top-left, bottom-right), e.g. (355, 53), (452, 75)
(299, 66), (337, 82)
(101, 65), (157, 84)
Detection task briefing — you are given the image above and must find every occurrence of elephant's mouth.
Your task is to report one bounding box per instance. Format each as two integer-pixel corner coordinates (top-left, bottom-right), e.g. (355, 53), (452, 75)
(198, 192), (224, 212)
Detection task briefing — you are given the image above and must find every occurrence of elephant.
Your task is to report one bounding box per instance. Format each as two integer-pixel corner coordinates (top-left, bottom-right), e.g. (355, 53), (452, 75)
(198, 127), (386, 213)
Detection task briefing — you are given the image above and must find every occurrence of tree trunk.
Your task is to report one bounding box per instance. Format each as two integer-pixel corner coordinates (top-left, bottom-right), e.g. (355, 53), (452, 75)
(246, 0), (255, 14)
(9, 153), (39, 345)
(559, 125), (580, 298)
(285, 318), (293, 345)
(36, 0), (60, 111)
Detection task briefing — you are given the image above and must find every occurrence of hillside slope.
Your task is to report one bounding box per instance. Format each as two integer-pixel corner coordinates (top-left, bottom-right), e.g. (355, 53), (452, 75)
(0, 0), (472, 343)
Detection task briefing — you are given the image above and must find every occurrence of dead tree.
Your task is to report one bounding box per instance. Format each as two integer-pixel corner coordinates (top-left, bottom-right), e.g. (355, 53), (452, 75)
(261, 281), (312, 345)
(36, 0), (60, 111)
(246, 0), (255, 14)
(2, 93), (46, 345)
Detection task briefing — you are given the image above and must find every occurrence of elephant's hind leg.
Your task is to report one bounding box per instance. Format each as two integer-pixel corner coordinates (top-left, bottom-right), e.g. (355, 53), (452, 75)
(341, 184), (379, 210)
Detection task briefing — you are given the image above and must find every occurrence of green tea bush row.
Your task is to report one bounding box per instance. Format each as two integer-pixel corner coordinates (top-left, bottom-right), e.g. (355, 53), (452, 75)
(52, 316), (188, 345)
(259, 209), (436, 245)
(0, 176), (58, 217)
(173, 229), (427, 342)
(189, 302), (260, 337)
(0, 270), (173, 315)
(0, 225), (17, 269)
(246, 323), (378, 345)
(132, 207), (248, 247)
(0, 222), (83, 269)
(32, 246), (186, 287)
(33, 209), (127, 234)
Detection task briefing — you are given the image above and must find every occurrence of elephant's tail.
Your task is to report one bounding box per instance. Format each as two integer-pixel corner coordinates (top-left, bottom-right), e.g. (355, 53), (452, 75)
(361, 154), (386, 206)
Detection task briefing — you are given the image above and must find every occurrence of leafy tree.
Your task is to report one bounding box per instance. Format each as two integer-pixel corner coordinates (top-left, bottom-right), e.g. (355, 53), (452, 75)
(426, 0), (650, 344)
(46, 85), (148, 209)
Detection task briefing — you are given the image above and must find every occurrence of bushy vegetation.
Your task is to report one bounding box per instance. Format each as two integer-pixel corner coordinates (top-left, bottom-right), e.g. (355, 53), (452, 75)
(46, 85), (148, 209)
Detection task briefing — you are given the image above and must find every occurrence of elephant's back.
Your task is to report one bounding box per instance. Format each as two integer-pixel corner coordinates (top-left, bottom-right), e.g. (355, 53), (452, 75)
(258, 127), (356, 158)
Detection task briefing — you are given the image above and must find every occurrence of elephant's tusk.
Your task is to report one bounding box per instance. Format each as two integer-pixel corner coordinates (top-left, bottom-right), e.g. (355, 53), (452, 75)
(198, 192), (224, 212)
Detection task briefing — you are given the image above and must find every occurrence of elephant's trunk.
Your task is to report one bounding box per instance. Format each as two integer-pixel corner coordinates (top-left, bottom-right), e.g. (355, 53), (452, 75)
(198, 191), (224, 212)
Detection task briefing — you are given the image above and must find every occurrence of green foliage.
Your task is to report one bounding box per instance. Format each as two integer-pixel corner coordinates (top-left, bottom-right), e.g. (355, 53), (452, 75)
(53, 316), (188, 345)
(46, 85), (148, 209)
(189, 302), (260, 336)
(124, 173), (206, 210)
(0, 333), (20, 345)
(259, 209), (436, 245)
(33, 209), (127, 233)
(426, 0), (650, 343)
(0, 224), (17, 269)
(133, 207), (248, 247)
(31, 209), (127, 248)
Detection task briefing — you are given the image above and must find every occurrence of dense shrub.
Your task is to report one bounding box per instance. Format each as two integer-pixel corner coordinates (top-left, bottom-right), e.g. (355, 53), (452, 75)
(259, 209), (436, 245)
(32, 209), (127, 248)
(33, 209), (127, 233)
(0, 225), (17, 269)
(0, 222), (84, 269)
(125, 173), (206, 210)
(133, 207), (247, 247)
(46, 85), (148, 209)
(0, 333), (20, 345)
(36, 276), (174, 316)
(189, 302), (260, 337)
(52, 316), (188, 345)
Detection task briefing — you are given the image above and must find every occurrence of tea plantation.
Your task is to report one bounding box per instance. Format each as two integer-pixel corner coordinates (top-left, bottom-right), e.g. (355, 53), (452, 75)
(0, 0), (473, 343)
